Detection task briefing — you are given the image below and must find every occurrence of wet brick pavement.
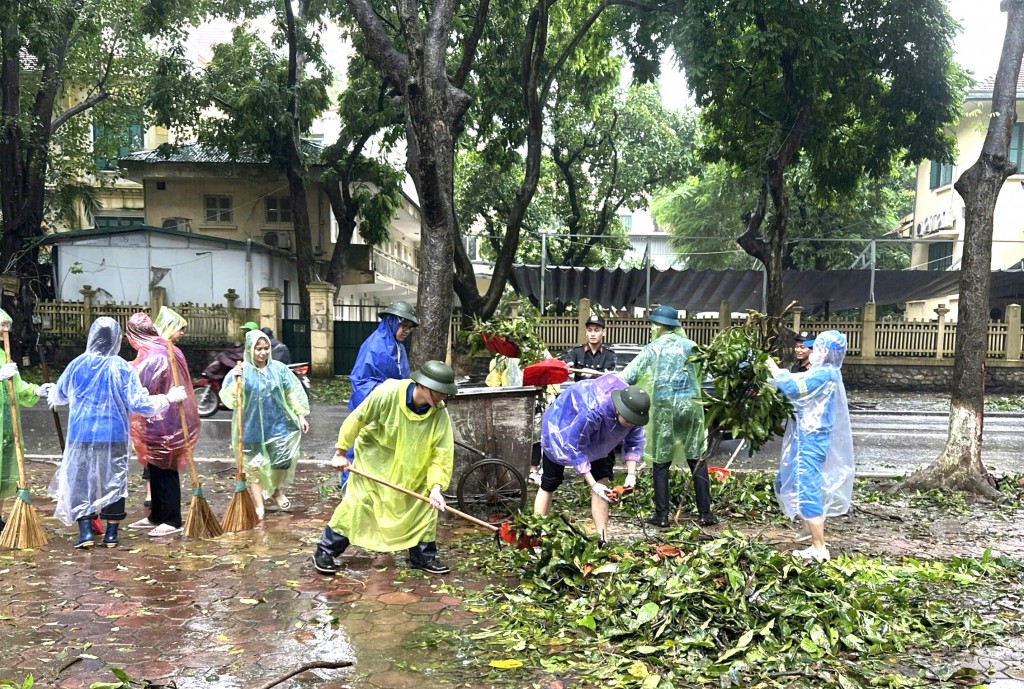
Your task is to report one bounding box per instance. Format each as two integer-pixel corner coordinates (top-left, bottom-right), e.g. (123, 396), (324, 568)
(4, 458), (1024, 687)
(0, 461), (490, 689)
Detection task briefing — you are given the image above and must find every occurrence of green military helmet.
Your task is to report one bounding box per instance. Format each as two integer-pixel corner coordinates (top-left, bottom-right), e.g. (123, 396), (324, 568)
(611, 385), (651, 426)
(411, 360), (459, 397)
(381, 301), (419, 325)
(648, 304), (681, 328)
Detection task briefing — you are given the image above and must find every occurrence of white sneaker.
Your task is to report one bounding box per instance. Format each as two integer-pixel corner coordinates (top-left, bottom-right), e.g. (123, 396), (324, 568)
(528, 469), (542, 487)
(794, 545), (830, 562)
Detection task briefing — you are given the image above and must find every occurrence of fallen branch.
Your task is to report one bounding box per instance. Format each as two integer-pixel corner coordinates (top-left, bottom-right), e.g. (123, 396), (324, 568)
(254, 659), (354, 689)
(853, 504), (905, 522)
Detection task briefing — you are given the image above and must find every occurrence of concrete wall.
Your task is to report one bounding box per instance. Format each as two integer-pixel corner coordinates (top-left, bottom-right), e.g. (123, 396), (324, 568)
(907, 99), (1024, 321)
(140, 176), (332, 257)
(54, 232), (296, 308)
(843, 359), (1024, 394)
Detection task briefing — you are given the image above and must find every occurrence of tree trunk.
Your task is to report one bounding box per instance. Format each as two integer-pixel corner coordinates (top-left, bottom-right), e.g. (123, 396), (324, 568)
(323, 179), (358, 288)
(899, 0), (1024, 499)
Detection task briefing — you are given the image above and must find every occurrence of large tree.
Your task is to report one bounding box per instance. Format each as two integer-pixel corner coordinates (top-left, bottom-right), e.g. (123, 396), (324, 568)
(668, 0), (966, 323)
(901, 0), (1024, 498)
(655, 162), (915, 271)
(340, 0), (666, 361)
(459, 83), (697, 273)
(0, 0), (196, 356)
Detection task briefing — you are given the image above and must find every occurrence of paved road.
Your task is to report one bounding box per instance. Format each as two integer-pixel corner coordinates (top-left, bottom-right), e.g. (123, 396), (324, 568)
(18, 404), (1024, 476)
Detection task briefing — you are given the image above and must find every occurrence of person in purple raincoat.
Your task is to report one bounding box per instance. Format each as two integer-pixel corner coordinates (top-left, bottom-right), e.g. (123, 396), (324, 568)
(533, 373), (649, 540)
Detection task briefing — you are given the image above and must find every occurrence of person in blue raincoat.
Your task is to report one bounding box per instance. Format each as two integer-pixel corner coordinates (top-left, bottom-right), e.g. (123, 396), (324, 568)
(221, 329), (310, 519)
(349, 301), (418, 409)
(47, 317), (187, 549)
(766, 330), (855, 563)
(341, 302), (418, 488)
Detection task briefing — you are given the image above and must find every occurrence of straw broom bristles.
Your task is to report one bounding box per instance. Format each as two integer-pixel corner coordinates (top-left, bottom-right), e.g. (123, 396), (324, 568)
(165, 340), (222, 539)
(220, 375), (259, 533)
(0, 331), (47, 549)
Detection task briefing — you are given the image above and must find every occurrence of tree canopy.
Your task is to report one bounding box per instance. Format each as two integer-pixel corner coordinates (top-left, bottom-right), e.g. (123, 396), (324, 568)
(667, 0), (967, 321)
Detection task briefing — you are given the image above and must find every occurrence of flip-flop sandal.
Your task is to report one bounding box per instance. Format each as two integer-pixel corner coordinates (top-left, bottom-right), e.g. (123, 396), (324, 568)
(275, 495), (292, 510)
(128, 518), (158, 530)
(149, 524), (183, 538)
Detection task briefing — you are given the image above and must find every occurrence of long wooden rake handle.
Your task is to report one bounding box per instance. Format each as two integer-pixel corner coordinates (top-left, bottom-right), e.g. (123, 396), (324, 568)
(165, 340), (201, 490)
(345, 465), (498, 533)
(234, 370), (245, 481)
(2, 332), (26, 486)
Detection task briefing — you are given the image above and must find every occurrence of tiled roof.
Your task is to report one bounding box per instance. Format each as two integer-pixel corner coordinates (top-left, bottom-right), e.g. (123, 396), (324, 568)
(120, 141), (323, 165)
(967, 59), (1024, 99)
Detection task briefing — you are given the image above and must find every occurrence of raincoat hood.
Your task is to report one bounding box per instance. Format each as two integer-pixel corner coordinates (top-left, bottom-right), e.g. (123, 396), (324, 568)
(0, 307), (11, 330)
(810, 330), (847, 368)
(125, 312), (161, 352)
(243, 329), (273, 367)
(153, 306), (187, 340)
(87, 317), (122, 357)
(348, 313), (410, 411)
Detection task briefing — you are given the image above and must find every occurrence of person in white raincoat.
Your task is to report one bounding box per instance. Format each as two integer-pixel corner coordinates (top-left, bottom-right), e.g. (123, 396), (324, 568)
(766, 330), (855, 562)
(47, 317), (186, 549)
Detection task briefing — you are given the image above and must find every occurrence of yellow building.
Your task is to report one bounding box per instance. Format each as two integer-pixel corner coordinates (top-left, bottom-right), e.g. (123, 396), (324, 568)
(906, 71), (1024, 321)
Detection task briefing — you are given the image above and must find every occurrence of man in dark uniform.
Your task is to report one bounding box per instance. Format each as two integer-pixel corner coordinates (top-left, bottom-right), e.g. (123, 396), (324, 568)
(791, 332), (815, 373)
(560, 314), (617, 381)
(529, 314), (619, 486)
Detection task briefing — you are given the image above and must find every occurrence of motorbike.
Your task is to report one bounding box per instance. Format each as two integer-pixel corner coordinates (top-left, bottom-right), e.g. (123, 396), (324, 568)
(192, 349), (311, 418)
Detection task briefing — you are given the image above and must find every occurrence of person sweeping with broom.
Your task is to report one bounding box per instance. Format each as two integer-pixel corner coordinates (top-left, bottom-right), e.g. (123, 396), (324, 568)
(313, 361), (457, 576)
(0, 310), (53, 541)
(220, 328), (309, 520)
(47, 317), (187, 548)
(123, 313), (200, 538)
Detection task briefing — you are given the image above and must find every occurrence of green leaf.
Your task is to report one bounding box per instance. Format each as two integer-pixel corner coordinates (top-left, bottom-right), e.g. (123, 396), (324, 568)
(635, 602), (660, 626)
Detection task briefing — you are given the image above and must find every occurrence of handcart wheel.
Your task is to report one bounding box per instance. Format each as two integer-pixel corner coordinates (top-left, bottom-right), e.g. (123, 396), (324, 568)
(456, 458), (527, 523)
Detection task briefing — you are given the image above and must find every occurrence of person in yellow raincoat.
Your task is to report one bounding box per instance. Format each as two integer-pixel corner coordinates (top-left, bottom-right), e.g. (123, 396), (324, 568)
(220, 329), (310, 519)
(0, 309), (52, 534)
(313, 360), (456, 576)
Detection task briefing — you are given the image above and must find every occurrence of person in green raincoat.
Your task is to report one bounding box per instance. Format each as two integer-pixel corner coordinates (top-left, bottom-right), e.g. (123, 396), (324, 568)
(220, 329), (310, 519)
(621, 304), (716, 527)
(0, 309), (52, 534)
(313, 361), (456, 577)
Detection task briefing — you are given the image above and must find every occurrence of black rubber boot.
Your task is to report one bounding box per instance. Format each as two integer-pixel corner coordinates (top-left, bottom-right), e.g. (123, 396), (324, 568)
(74, 519), (94, 549)
(103, 523), (119, 548)
(688, 459), (717, 525)
(313, 548), (339, 575)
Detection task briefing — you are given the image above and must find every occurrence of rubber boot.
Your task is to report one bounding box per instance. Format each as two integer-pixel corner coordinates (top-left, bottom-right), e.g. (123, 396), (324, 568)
(74, 519), (94, 549)
(687, 459), (718, 525)
(647, 463), (670, 528)
(103, 522), (119, 548)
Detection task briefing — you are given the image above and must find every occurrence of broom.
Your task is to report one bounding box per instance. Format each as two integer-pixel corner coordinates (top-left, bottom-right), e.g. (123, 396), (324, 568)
(220, 370), (258, 532)
(0, 331), (48, 549)
(166, 340), (222, 538)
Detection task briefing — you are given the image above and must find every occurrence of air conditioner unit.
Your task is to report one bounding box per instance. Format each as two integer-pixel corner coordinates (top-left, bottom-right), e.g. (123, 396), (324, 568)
(263, 231), (292, 249)
(162, 217), (192, 232)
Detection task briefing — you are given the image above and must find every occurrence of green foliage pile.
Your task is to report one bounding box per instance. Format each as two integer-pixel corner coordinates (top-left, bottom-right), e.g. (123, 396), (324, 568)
(690, 315), (792, 453)
(457, 516), (1015, 689)
(460, 315), (548, 367)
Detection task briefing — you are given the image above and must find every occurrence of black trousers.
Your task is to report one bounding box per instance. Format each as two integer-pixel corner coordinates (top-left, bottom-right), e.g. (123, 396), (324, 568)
(651, 460), (712, 519)
(149, 464), (182, 527)
(79, 497), (127, 522)
(319, 526), (439, 565)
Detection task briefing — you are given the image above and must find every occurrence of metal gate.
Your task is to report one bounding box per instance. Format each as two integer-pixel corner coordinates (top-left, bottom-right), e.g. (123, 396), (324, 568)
(333, 321), (378, 375)
(281, 319), (311, 364)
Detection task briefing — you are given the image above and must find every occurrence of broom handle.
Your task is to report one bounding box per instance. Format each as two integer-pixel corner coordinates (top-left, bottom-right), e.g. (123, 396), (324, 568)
(345, 465), (498, 532)
(165, 340), (201, 489)
(3, 332), (27, 486)
(234, 368), (244, 481)
(37, 341), (64, 451)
